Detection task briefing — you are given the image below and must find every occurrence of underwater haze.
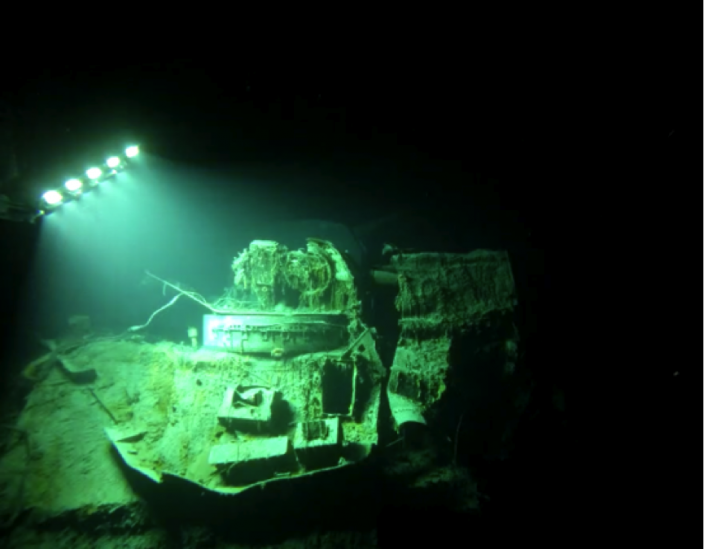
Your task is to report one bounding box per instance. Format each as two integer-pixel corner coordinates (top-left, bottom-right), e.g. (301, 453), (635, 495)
(19, 154), (364, 344)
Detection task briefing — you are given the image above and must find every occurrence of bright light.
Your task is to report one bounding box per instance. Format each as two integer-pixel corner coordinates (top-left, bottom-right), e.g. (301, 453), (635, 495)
(125, 146), (139, 158)
(86, 167), (102, 180)
(65, 178), (83, 191)
(106, 156), (121, 168)
(42, 190), (63, 205)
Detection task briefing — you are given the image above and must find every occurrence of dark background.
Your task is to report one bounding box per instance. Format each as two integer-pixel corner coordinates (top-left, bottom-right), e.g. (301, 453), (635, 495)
(0, 49), (692, 546)
(0, 58), (547, 358)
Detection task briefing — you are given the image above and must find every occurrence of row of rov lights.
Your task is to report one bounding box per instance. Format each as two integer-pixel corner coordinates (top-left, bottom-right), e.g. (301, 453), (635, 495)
(40, 146), (140, 209)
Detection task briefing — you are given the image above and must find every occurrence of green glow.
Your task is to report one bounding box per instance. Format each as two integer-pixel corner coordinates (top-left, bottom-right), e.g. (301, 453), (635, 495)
(65, 178), (82, 191)
(86, 167), (102, 180)
(42, 190), (63, 205)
